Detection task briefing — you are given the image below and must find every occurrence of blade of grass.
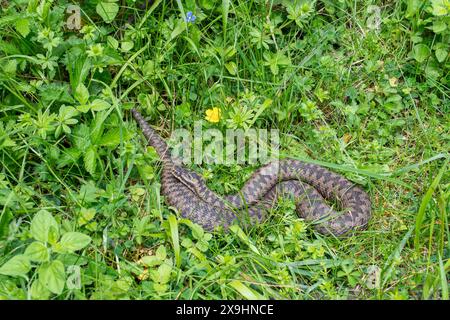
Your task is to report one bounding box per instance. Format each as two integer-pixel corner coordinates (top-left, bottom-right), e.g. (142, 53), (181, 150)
(380, 226), (414, 291)
(414, 158), (448, 250)
(168, 214), (181, 268)
(110, 42), (150, 89)
(222, 0), (230, 38)
(137, 0), (163, 29)
(391, 153), (447, 176)
(229, 225), (260, 255)
(175, 0), (187, 32)
(438, 254), (449, 300)
(229, 280), (265, 300)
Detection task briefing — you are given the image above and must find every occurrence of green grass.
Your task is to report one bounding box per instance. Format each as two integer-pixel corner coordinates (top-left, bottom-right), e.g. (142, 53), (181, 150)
(0, 0), (449, 300)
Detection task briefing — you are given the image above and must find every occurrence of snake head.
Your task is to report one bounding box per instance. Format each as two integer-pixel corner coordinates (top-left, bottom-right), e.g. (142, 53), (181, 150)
(171, 165), (205, 193)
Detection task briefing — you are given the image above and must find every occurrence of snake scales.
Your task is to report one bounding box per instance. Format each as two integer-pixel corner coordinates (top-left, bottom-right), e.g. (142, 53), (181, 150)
(131, 109), (371, 236)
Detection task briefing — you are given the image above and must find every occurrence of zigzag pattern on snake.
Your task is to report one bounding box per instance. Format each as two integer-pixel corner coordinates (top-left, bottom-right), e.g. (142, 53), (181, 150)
(131, 109), (372, 236)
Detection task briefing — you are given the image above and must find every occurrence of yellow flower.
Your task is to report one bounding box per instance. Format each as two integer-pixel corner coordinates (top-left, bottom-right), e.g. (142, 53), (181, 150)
(205, 107), (221, 123)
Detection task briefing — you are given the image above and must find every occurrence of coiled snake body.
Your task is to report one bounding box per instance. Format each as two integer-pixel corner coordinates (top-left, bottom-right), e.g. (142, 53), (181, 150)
(132, 109), (371, 235)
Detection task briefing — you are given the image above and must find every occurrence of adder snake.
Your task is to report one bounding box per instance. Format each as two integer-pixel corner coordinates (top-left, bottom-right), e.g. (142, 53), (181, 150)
(131, 109), (371, 235)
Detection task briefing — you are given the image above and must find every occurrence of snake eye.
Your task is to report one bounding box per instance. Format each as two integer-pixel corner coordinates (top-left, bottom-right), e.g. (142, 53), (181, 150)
(172, 166), (196, 187)
(172, 166), (204, 192)
(172, 166), (183, 177)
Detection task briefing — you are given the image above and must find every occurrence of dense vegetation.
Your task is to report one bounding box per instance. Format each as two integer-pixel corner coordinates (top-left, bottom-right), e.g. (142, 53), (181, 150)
(0, 0), (448, 299)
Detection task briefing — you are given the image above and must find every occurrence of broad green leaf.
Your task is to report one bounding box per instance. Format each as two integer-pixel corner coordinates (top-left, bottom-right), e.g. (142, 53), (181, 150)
(181, 238), (193, 248)
(77, 104), (90, 113)
(38, 260), (66, 295)
(121, 41), (134, 52)
(75, 83), (89, 105)
(78, 207), (96, 226)
(30, 279), (51, 300)
(435, 48), (448, 63)
(405, 0), (421, 18)
(151, 263), (172, 284)
(199, 0), (215, 10)
(412, 44), (431, 63)
(30, 210), (59, 243)
(156, 245), (167, 260)
(141, 255), (162, 267)
(56, 232), (91, 253)
(107, 36), (119, 49)
(59, 105), (79, 120)
(15, 18), (30, 37)
(24, 241), (49, 262)
(0, 255), (31, 278)
(432, 0), (449, 16)
(432, 20), (447, 33)
(47, 225), (59, 245)
(96, 1), (119, 23)
(225, 61), (237, 75)
(3, 59), (17, 75)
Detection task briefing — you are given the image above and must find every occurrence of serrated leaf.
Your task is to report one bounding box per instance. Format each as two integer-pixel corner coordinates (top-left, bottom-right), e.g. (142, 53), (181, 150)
(30, 210), (59, 243)
(96, 1), (119, 23)
(97, 129), (122, 147)
(84, 146), (97, 175)
(78, 182), (99, 203)
(90, 99), (110, 111)
(90, 111), (108, 143)
(57, 232), (91, 253)
(78, 207), (96, 226)
(72, 124), (91, 151)
(38, 260), (66, 295)
(0, 255), (31, 278)
(3, 59), (17, 75)
(24, 241), (49, 262)
(15, 18), (30, 37)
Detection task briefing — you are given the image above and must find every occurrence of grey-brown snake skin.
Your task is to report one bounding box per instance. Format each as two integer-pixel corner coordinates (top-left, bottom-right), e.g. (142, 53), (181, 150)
(131, 109), (372, 235)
